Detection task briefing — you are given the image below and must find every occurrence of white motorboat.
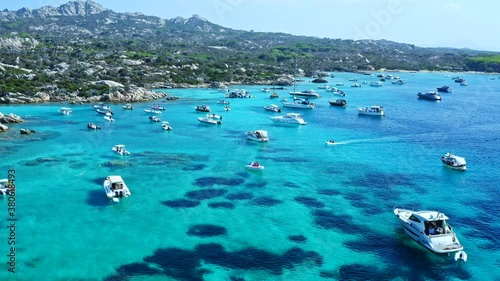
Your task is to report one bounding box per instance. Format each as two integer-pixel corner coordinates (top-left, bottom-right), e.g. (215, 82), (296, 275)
(460, 81), (468, 86)
(149, 116), (160, 122)
(145, 109), (162, 114)
(97, 108), (113, 115)
(264, 104), (282, 112)
(103, 175), (131, 203)
(333, 90), (346, 97)
(151, 104), (166, 111)
(59, 107), (73, 115)
(325, 140), (336, 145)
(195, 105), (211, 112)
(245, 161), (265, 170)
(441, 153), (466, 171)
(206, 113), (222, 120)
(317, 85), (330, 90)
(351, 83), (361, 88)
(246, 130), (269, 142)
(104, 116), (115, 122)
(87, 123), (101, 130)
(289, 90), (320, 98)
(162, 121), (173, 130)
(0, 179), (12, 195)
(217, 100), (230, 105)
(261, 88), (271, 93)
(348, 78), (358, 82)
(394, 208), (464, 254)
(370, 81), (384, 87)
(358, 106), (385, 116)
(198, 116), (222, 125)
(122, 104), (133, 110)
(93, 103), (110, 110)
(224, 106), (231, 111)
(112, 144), (130, 156)
(282, 98), (316, 109)
(329, 99), (347, 107)
(417, 91), (442, 100)
(392, 79), (406, 85)
(335, 82), (344, 86)
(269, 112), (307, 125)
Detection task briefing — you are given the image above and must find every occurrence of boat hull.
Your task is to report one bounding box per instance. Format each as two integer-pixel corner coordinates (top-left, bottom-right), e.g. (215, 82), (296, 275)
(442, 163), (466, 171)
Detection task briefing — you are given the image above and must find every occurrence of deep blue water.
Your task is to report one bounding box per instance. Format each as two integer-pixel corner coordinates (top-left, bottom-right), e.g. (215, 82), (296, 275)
(0, 71), (499, 281)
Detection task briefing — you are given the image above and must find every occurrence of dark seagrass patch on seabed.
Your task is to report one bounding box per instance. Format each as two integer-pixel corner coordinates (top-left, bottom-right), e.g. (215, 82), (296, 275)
(294, 196), (325, 208)
(252, 196), (283, 206)
(342, 192), (385, 215)
(225, 192), (254, 201)
(312, 210), (365, 234)
(245, 180), (268, 189)
(288, 235), (307, 243)
(162, 199), (200, 208)
(104, 243), (323, 281)
(317, 189), (341, 196)
(185, 189), (228, 200)
(283, 181), (300, 188)
(187, 224), (227, 237)
(194, 177), (245, 187)
(22, 157), (66, 167)
(208, 202), (235, 209)
(182, 164), (207, 171)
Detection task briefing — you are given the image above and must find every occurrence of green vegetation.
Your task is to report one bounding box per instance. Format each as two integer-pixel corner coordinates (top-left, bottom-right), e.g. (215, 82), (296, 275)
(469, 55), (500, 63)
(0, 3), (498, 99)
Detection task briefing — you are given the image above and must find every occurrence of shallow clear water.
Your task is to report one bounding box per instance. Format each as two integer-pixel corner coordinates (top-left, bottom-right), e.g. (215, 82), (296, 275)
(0, 72), (499, 281)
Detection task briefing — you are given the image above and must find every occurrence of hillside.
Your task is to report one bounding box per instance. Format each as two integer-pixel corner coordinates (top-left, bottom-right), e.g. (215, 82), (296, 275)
(0, 0), (498, 103)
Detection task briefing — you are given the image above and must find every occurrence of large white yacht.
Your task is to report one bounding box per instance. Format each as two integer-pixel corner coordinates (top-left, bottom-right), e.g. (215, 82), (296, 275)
(246, 130), (269, 142)
(103, 175), (131, 203)
(358, 106), (385, 116)
(394, 208), (464, 254)
(269, 113), (307, 125)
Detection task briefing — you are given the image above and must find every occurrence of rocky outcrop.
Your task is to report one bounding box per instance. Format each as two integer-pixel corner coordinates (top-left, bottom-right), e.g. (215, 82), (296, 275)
(0, 123), (8, 132)
(274, 75), (295, 86)
(0, 112), (24, 123)
(311, 78), (328, 83)
(101, 86), (167, 102)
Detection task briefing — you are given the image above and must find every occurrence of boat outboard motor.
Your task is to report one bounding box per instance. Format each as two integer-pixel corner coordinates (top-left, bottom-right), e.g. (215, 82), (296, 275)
(119, 191), (123, 198)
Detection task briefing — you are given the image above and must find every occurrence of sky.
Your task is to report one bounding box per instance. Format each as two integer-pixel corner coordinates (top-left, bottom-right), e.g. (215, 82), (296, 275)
(2, 0), (500, 52)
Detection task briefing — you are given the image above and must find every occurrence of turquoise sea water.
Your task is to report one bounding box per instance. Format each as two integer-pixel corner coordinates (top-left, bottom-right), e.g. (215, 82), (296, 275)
(0, 72), (499, 281)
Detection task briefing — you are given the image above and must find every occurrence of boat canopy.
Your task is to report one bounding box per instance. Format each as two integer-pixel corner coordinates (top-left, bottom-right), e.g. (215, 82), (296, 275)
(107, 175), (124, 183)
(255, 130), (268, 137)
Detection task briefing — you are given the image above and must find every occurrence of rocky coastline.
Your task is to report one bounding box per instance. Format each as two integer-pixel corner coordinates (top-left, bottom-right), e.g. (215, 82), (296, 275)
(0, 76), (296, 105)
(0, 112), (24, 132)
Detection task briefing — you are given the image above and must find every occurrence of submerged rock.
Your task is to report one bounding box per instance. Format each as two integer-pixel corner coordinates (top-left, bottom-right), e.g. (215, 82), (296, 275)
(0, 112), (24, 123)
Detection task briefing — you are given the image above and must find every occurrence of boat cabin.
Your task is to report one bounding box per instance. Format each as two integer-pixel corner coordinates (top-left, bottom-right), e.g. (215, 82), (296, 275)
(408, 211), (450, 236)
